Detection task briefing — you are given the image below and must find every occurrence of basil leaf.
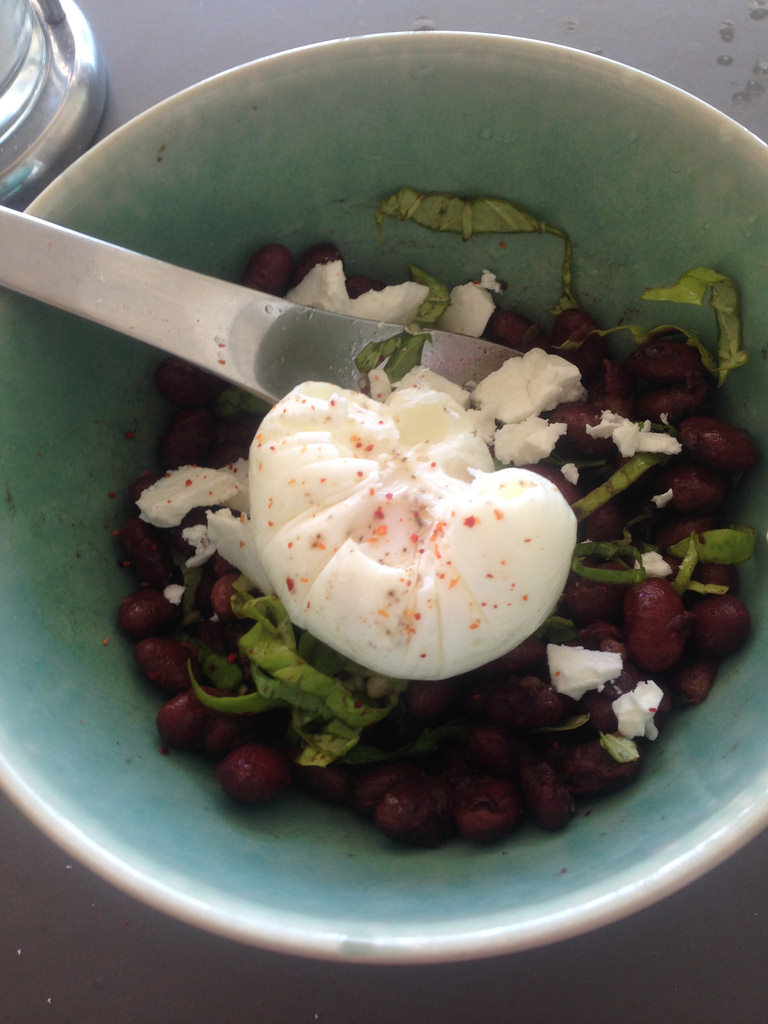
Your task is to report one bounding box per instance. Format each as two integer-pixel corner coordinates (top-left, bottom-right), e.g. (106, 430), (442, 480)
(375, 187), (576, 313)
(354, 330), (430, 382)
(642, 267), (747, 385)
(599, 732), (640, 763)
(409, 264), (451, 325)
(667, 526), (756, 565)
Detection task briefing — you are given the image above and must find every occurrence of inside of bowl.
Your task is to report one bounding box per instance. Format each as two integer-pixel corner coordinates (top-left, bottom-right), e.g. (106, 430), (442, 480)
(1, 33), (767, 961)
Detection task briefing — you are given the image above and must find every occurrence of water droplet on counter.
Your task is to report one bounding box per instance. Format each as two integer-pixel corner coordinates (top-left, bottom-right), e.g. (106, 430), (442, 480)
(753, 56), (768, 75)
(563, 18), (578, 31)
(717, 54), (734, 67)
(748, 0), (768, 20)
(746, 78), (766, 96)
(412, 15), (436, 31)
(719, 20), (735, 42)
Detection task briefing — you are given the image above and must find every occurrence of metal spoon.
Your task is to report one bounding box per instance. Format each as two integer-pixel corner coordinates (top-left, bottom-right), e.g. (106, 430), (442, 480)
(0, 205), (516, 404)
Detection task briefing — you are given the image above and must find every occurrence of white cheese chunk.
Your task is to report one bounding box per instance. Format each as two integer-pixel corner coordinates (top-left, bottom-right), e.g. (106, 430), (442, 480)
(651, 487), (674, 508)
(205, 508), (274, 595)
(561, 462), (580, 485)
(437, 281), (497, 337)
(585, 411), (683, 458)
(368, 367), (392, 402)
(472, 347), (586, 424)
(163, 584), (185, 606)
(638, 551), (673, 578)
(249, 381), (577, 680)
(493, 417), (567, 467)
(612, 679), (664, 740)
(394, 366), (471, 409)
(547, 644), (624, 700)
(286, 260), (428, 325)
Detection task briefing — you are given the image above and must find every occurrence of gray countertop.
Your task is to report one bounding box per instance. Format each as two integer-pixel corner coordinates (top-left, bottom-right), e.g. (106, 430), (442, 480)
(3, 2), (768, 1021)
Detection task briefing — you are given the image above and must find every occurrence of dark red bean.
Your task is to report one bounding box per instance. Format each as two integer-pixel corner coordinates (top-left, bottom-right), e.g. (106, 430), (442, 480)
(564, 564), (629, 625)
(345, 274), (385, 298)
(160, 407), (216, 470)
(679, 415), (760, 473)
(652, 461), (727, 515)
(625, 336), (707, 386)
(485, 675), (566, 730)
(484, 309), (549, 352)
(374, 777), (454, 847)
(156, 689), (209, 748)
(690, 594), (751, 658)
(295, 763), (351, 804)
(216, 743), (292, 803)
(209, 572), (239, 622)
(128, 472), (162, 508)
(580, 499), (627, 543)
(520, 463), (583, 505)
(452, 777), (522, 842)
(517, 751), (575, 830)
(168, 507), (209, 559)
(118, 588), (180, 638)
(203, 714), (245, 757)
(693, 562), (738, 591)
(548, 401), (615, 457)
(480, 635), (547, 676)
(654, 515), (715, 550)
(134, 636), (198, 695)
(636, 379), (712, 424)
(242, 243), (294, 295)
(467, 723), (518, 777)
(588, 358), (636, 418)
(623, 578), (693, 672)
(551, 307), (598, 346)
(577, 620), (626, 656)
(118, 517), (174, 587)
(551, 309), (607, 383)
(215, 413), (262, 448)
(350, 761), (423, 816)
(670, 658), (720, 705)
(405, 678), (460, 720)
(557, 738), (642, 796)
(290, 242), (342, 287)
(153, 358), (223, 407)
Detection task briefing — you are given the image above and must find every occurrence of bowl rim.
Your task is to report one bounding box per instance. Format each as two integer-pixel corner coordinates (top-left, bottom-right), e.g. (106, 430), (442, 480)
(4, 28), (768, 963)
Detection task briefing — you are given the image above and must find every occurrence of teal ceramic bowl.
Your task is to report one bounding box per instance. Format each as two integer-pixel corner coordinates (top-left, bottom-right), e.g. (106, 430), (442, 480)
(1, 32), (767, 963)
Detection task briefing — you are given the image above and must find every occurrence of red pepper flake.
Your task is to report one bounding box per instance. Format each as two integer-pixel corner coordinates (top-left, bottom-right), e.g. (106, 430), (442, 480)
(101, 638), (109, 645)
(185, 479), (193, 487)
(448, 577), (459, 590)
(285, 577), (295, 591)
(410, 533), (420, 544)
(107, 491), (116, 499)
(494, 509), (504, 521)
(376, 525), (387, 536)
(463, 516), (476, 528)
(226, 653), (238, 664)
(356, 471), (364, 477)
(124, 430), (135, 440)
(377, 608), (389, 617)
(414, 613), (421, 620)
(524, 538), (532, 543)
(365, 444), (374, 452)
(374, 506), (384, 519)
(522, 594), (529, 602)
(469, 619), (481, 630)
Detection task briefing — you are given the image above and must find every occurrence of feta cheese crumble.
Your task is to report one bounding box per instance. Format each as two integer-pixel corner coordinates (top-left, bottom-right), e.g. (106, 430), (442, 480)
(472, 347), (585, 424)
(612, 680), (664, 740)
(547, 644), (624, 700)
(585, 410), (683, 458)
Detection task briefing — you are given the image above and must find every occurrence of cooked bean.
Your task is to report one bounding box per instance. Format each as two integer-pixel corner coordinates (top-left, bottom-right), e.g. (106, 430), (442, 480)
(580, 499), (627, 543)
(552, 309), (606, 383)
(623, 578), (693, 672)
(654, 515), (715, 549)
(693, 562), (738, 591)
(484, 309), (549, 352)
(128, 472), (162, 508)
(242, 243), (294, 295)
(551, 307), (598, 345)
(160, 407), (215, 470)
(209, 572), (240, 622)
(577, 620), (626, 657)
(680, 415), (760, 473)
(481, 635), (547, 676)
(345, 274), (385, 298)
(520, 463), (583, 505)
(118, 516), (174, 587)
(549, 401), (615, 456)
(406, 678), (460, 720)
(168, 506), (208, 559)
(485, 674), (566, 730)
(374, 777), (454, 847)
(588, 358), (636, 418)
(690, 594), (751, 658)
(350, 761), (422, 816)
(290, 242), (342, 287)
(517, 750), (574, 830)
(636, 379), (712, 424)
(452, 777), (522, 841)
(295, 763), (351, 804)
(154, 357), (223, 407)
(134, 636), (198, 695)
(625, 336), (707, 386)
(653, 461), (727, 515)
(670, 658), (719, 705)
(216, 743), (292, 803)
(156, 689), (209, 748)
(203, 714), (245, 757)
(118, 588), (180, 638)
(564, 564), (629, 625)
(467, 723), (518, 777)
(557, 737), (642, 796)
